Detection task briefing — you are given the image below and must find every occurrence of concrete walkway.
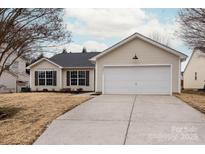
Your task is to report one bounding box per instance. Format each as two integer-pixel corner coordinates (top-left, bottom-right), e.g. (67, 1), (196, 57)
(34, 95), (205, 144)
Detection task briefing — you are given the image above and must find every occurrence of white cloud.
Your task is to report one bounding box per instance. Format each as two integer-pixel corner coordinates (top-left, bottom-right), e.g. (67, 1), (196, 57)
(67, 41), (108, 52)
(67, 41), (107, 52)
(66, 8), (149, 39)
(83, 41), (108, 51)
(65, 9), (186, 50)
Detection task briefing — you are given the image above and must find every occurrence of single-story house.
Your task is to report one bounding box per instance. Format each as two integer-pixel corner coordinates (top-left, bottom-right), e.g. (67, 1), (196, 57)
(27, 52), (99, 92)
(183, 47), (205, 90)
(27, 33), (187, 95)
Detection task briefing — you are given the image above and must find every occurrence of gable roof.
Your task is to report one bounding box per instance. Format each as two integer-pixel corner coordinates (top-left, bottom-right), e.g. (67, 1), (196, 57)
(26, 58), (63, 69)
(90, 32), (188, 61)
(49, 52), (100, 68)
(4, 70), (18, 78)
(27, 52), (100, 69)
(184, 47), (205, 73)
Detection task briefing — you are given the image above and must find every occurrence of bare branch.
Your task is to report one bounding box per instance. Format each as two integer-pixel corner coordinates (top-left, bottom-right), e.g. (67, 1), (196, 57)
(178, 8), (205, 48)
(149, 32), (171, 46)
(0, 8), (71, 77)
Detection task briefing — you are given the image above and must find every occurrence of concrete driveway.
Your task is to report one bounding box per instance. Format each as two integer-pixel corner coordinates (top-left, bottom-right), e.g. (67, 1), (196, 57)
(34, 95), (205, 144)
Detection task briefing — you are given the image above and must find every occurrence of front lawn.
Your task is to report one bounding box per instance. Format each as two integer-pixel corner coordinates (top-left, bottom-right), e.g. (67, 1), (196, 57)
(0, 93), (90, 144)
(175, 91), (205, 114)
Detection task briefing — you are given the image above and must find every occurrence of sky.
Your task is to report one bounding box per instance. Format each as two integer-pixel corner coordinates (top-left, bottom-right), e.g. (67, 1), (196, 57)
(52, 8), (192, 70)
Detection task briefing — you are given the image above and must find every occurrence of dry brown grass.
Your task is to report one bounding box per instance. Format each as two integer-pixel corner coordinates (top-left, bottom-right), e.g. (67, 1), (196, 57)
(0, 92), (90, 145)
(175, 92), (205, 114)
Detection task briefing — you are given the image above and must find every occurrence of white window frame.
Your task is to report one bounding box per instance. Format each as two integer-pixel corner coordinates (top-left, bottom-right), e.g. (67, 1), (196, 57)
(78, 71), (86, 86)
(38, 71), (46, 86)
(46, 71), (54, 86)
(70, 70), (86, 86)
(70, 71), (78, 86)
(37, 70), (55, 86)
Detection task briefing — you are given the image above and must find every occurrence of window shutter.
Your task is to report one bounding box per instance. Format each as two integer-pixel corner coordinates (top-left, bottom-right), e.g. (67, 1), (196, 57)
(53, 71), (57, 86)
(35, 71), (38, 86)
(195, 72), (197, 80)
(67, 71), (70, 86)
(86, 71), (89, 86)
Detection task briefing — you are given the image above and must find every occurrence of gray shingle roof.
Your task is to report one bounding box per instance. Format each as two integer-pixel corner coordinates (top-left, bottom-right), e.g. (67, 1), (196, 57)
(49, 52), (100, 68)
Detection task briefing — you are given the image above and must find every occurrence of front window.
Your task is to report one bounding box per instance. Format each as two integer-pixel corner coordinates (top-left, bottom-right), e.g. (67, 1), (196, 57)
(38, 71), (46, 85)
(78, 71), (86, 86)
(36, 71), (56, 86)
(46, 71), (53, 86)
(70, 70), (87, 86)
(70, 71), (78, 85)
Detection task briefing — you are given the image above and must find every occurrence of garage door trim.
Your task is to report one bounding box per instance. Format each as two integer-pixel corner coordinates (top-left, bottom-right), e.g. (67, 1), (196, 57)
(102, 64), (172, 95)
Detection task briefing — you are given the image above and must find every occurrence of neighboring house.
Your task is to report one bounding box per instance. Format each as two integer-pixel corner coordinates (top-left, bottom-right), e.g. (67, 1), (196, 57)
(27, 52), (99, 91)
(27, 33), (187, 95)
(183, 47), (205, 90)
(0, 54), (29, 93)
(0, 70), (17, 92)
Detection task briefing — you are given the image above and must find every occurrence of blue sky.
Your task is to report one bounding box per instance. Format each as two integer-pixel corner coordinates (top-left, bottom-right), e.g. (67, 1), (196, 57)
(143, 8), (179, 23)
(58, 9), (191, 70)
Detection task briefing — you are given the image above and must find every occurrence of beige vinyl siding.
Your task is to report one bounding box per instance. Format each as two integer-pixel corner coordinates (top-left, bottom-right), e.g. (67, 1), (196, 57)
(0, 52), (29, 92)
(184, 50), (205, 89)
(0, 71), (17, 92)
(95, 37), (180, 93)
(30, 60), (61, 91)
(62, 68), (95, 91)
(30, 59), (95, 91)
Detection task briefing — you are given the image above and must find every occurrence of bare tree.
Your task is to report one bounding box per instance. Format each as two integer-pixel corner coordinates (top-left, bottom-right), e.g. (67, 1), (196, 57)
(0, 8), (71, 77)
(30, 53), (45, 64)
(178, 8), (205, 48)
(149, 32), (171, 46)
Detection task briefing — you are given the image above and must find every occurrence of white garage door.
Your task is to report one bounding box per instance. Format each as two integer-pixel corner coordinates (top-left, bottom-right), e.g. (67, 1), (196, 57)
(103, 65), (171, 95)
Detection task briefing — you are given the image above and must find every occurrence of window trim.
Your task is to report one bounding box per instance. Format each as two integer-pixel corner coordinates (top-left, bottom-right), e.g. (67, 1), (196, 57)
(38, 71), (46, 86)
(78, 71), (86, 86)
(69, 70), (88, 86)
(46, 71), (54, 86)
(36, 70), (57, 86)
(70, 71), (78, 86)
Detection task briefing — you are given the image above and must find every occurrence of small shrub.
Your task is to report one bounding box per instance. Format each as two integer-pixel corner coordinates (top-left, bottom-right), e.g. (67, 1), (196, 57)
(42, 89), (48, 92)
(21, 87), (31, 92)
(76, 88), (83, 93)
(91, 92), (102, 96)
(60, 88), (71, 93)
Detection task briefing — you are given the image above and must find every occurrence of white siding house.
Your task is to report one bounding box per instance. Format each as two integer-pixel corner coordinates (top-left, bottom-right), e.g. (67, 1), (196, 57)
(28, 33), (187, 95)
(184, 47), (205, 89)
(0, 46), (29, 93)
(27, 52), (99, 92)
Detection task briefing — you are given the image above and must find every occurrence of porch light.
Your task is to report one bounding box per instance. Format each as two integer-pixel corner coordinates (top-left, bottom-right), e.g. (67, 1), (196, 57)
(132, 54), (139, 60)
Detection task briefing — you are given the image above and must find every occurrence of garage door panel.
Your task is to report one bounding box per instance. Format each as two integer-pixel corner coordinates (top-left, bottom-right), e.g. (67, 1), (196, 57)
(103, 66), (171, 95)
